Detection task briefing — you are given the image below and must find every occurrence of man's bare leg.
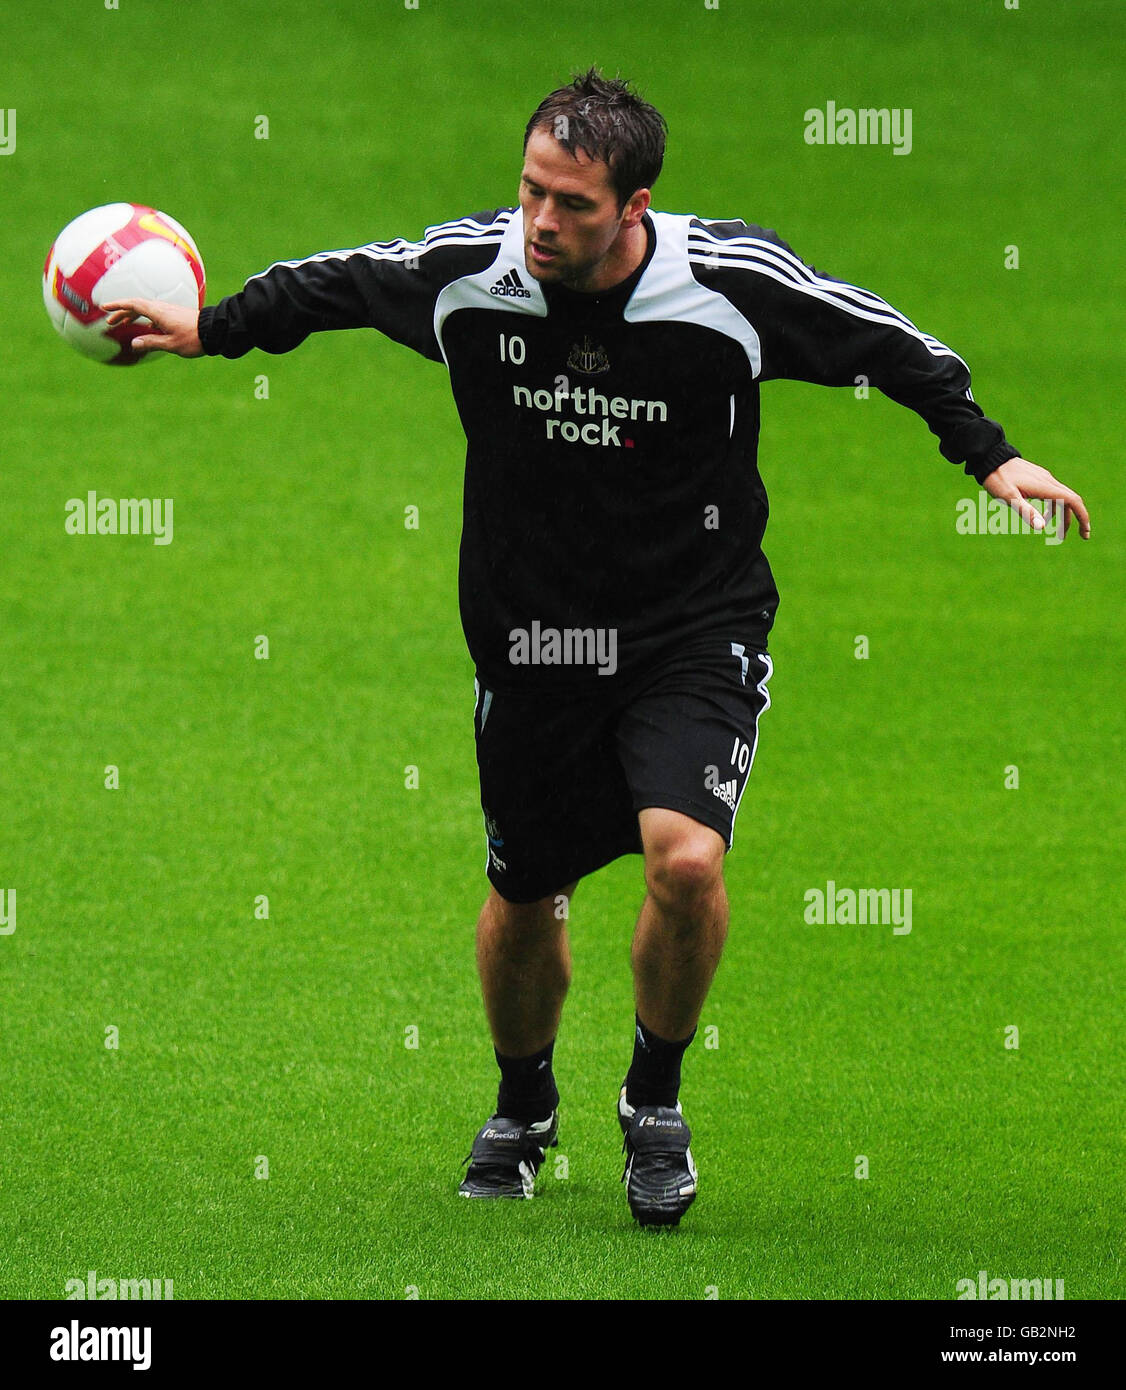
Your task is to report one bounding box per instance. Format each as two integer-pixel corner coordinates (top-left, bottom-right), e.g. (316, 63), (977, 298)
(459, 882), (579, 1198)
(617, 809), (726, 1223)
(631, 808), (728, 1047)
(475, 881), (577, 1057)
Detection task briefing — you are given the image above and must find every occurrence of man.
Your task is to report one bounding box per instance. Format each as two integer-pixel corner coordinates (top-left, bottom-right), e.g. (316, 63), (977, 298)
(105, 68), (1089, 1229)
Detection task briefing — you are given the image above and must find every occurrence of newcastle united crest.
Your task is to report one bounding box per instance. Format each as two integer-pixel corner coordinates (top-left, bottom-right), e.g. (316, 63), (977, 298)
(566, 336), (610, 375)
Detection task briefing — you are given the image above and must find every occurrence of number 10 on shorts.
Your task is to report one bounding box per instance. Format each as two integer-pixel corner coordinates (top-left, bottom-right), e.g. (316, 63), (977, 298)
(730, 737), (751, 774)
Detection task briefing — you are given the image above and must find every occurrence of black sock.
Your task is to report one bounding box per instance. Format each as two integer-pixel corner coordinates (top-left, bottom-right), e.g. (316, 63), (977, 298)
(626, 1014), (696, 1109)
(495, 1039), (559, 1123)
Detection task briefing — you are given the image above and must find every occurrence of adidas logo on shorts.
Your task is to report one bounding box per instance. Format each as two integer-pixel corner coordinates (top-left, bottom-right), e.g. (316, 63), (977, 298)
(712, 778), (737, 810)
(490, 268), (531, 299)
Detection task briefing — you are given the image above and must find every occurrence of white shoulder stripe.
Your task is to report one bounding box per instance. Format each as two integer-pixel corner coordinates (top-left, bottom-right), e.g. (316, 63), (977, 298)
(423, 211), (514, 239)
(688, 236), (966, 366)
(246, 214), (511, 283)
(689, 227), (959, 357)
(689, 242), (913, 327)
(425, 227), (509, 253)
(690, 229), (917, 328)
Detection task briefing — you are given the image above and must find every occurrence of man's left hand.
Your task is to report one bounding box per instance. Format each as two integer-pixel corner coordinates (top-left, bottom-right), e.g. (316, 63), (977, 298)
(982, 458), (1091, 540)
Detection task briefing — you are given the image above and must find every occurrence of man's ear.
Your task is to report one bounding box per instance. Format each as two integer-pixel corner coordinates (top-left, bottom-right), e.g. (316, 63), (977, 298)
(621, 187), (651, 229)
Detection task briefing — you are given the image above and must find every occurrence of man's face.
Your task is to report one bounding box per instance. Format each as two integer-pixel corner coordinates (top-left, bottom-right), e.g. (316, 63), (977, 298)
(519, 127), (644, 289)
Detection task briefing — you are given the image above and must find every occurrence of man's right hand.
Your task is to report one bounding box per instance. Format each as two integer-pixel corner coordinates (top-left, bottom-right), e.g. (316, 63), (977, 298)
(101, 299), (204, 357)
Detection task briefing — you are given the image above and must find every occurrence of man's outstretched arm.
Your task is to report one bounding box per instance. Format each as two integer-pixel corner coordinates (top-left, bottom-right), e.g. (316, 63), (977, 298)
(692, 220), (1091, 540)
(103, 209), (515, 366)
(102, 237), (426, 359)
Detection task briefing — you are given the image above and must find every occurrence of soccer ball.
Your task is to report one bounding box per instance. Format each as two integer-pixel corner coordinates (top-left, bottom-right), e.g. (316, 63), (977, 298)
(43, 203), (205, 365)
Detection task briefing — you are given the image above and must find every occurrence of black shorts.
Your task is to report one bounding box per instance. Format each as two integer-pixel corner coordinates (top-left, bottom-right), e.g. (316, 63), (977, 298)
(473, 638), (773, 903)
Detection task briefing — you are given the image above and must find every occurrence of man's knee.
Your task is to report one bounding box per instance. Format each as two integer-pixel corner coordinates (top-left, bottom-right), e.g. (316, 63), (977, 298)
(641, 811), (725, 910)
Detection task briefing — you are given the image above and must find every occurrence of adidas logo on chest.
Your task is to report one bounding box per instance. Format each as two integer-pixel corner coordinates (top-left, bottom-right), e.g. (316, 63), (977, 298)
(490, 268), (531, 299)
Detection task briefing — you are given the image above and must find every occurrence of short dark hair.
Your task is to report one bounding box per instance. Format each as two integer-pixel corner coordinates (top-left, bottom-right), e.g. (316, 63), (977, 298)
(523, 67), (667, 209)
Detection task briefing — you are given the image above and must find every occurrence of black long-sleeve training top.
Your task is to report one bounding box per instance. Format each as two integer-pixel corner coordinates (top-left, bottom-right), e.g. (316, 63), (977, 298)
(198, 206), (1020, 690)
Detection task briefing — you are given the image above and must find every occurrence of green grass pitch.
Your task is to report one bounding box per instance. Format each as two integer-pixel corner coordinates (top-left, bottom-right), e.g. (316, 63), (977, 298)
(1, 0), (1121, 1301)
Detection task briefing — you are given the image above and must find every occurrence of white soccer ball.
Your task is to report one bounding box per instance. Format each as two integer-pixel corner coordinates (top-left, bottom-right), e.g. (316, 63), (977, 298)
(43, 203), (205, 365)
